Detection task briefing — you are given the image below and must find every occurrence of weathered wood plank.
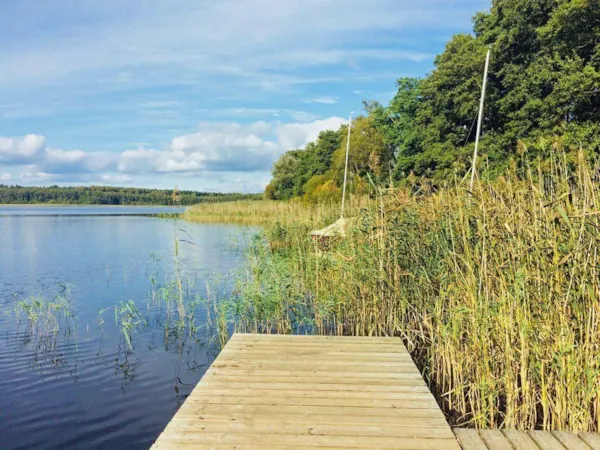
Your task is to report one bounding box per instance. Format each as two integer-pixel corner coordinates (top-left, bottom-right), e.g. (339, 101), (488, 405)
(223, 345), (410, 353)
(174, 403), (447, 419)
(453, 429), (488, 450)
(154, 433), (460, 449)
(162, 421), (457, 438)
(228, 334), (404, 342)
(580, 432), (600, 450)
(174, 408), (446, 423)
(233, 333), (401, 342)
(478, 429), (514, 450)
(224, 344), (411, 353)
(201, 373), (430, 386)
(222, 349), (414, 358)
(528, 430), (569, 449)
(553, 431), (593, 450)
(198, 380), (432, 393)
(205, 368), (424, 379)
(172, 413), (451, 427)
(212, 359), (419, 370)
(151, 333), (460, 449)
(220, 350), (416, 359)
(190, 387), (434, 399)
(184, 395), (440, 409)
(502, 429), (539, 450)
(216, 351), (414, 365)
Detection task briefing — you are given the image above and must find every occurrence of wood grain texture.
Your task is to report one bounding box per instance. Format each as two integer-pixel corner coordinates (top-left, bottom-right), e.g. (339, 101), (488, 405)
(553, 430), (594, 450)
(453, 429), (600, 450)
(579, 432), (600, 450)
(502, 429), (539, 450)
(478, 429), (513, 450)
(452, 429), (487, 450)
(151, 333), (461, 449)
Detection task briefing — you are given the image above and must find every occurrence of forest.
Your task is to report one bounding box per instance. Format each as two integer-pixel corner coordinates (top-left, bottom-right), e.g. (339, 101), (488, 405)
(0, 185), (261, 206)
(266, 0), (600, 200)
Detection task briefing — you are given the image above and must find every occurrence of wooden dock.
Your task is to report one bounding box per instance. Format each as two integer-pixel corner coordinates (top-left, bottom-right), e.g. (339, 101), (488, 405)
(151, 333), (600, 449)
(151, 333), (461, 449)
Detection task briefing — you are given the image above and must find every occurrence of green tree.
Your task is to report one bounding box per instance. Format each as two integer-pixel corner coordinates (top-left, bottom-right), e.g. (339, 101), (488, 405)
(365, 77), (423, 180)
(331, 116), (393, 183)
(386, 0), (600, 182)
(268, 150), (302, 200)
(291, 130), (342, 197)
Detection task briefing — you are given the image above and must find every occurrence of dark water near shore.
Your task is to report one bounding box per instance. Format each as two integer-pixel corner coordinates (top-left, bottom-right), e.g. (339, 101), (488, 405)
(0, 206), (252, 449)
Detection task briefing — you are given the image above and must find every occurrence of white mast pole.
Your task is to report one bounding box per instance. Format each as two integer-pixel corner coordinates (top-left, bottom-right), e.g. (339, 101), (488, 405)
(341, 111), (353, 218)
(470, 49), (491, 191)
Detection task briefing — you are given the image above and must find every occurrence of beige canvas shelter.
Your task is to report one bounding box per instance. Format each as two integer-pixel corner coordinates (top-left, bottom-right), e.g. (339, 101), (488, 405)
(311, 217), (347, 238)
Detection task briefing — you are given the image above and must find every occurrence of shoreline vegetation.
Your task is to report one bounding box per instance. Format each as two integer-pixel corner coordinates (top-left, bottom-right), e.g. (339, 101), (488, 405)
(184, 198), (368, 226)
(0, 185), (262, 206)
(185, 152), (600, 432)
(0, 204), (178, 207)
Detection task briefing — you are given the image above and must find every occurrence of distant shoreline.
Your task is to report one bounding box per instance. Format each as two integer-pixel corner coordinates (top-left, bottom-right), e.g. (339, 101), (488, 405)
(0, 204), (183, 207)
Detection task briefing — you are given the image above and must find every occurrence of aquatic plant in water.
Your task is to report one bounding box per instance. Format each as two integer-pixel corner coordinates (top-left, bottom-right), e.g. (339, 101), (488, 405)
(15, 287), (76, 342)
(114, 300), (145, 350)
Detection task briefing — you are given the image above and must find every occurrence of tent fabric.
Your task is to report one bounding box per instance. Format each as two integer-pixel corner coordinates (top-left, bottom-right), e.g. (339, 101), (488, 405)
(310, 217), (347, 238)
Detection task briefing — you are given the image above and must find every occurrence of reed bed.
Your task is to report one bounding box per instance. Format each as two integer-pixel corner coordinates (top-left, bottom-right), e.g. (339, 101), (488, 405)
(207, 152), (600, 432)
(184, 197), (371, 227)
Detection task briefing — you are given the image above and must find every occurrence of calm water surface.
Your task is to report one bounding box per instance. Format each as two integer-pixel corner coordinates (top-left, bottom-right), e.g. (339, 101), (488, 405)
(0, 205), (185, 216)
(0, 206), (252, 449)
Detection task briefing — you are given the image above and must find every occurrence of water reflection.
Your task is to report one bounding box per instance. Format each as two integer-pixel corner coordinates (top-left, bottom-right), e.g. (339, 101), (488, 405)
(0, 210), (254, 450)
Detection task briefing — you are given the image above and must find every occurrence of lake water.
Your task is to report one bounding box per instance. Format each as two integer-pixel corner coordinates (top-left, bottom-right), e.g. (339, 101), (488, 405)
(0, 205), (185, 216)
(0, 206), (253, 449)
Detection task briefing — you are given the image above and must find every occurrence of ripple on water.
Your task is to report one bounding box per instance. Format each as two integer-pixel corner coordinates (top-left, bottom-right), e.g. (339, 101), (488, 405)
(0, 214), (249, 449)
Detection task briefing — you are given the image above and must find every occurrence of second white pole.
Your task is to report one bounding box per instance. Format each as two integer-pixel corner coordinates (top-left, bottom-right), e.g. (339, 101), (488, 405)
(470, 49), (491, 191)
(341, 111), (353, 218)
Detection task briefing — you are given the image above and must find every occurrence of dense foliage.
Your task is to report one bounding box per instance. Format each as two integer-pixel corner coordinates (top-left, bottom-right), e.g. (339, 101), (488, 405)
(265, 129), (342, 200)
(267, 0), (600, 199)
(0, 185), (261, 205)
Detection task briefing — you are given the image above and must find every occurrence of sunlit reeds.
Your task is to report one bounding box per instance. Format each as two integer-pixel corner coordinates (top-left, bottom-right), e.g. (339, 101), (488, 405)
(211, 151), (600, 432)
(184, 197), (370, 227)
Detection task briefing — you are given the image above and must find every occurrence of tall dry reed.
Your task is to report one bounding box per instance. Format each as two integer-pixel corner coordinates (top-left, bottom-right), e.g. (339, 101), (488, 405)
(184, 197), (371, 227)
(196, 152), (600, 431)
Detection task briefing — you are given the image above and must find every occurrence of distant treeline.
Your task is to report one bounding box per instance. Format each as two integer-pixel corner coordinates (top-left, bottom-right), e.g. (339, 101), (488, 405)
(0, 185), (262, 206)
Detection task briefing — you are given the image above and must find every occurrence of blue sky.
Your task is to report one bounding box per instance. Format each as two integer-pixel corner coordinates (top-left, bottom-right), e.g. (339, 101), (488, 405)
(0, 0), (490, 192)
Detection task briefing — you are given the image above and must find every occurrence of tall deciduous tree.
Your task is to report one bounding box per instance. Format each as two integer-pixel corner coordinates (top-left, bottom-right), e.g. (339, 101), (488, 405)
(399, 0), (600, 181)
(267, 150), (302, 200)
(331, 116), (393, 183)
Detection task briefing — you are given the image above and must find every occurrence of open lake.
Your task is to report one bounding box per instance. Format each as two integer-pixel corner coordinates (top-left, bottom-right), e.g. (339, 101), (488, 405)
(0, 206), (252, 449)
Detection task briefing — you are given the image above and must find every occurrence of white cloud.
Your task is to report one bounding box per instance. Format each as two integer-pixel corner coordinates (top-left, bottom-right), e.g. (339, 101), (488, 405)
(0, 135), (45, 163)
(44, 148), (116, 173)
(275, 117), (346, 150)
(0, 116), (346, 191)
(308, 97), (339, 105)
(0, 173), (12, 182)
